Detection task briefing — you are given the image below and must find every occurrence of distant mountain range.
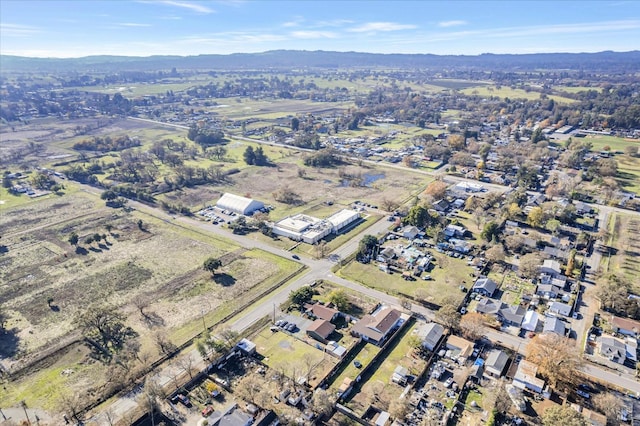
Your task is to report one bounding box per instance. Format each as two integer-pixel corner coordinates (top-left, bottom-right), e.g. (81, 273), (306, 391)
(1, 50), (639, 73)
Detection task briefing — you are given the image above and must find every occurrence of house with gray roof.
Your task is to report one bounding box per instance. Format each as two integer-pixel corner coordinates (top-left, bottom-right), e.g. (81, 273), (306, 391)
(475, 298), (502, 315)
(485, 350), (509, 377)
(543, 317), (566, 336)
(599, 335), (627, 365)
(473, 277), (497, 297)
(498, 304), (526, 327)
(414, 322), (445, 351)
(548, 301), (572, 317)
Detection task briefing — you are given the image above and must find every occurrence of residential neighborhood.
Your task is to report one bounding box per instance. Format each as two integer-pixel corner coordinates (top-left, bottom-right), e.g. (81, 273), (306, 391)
(1, 14), (640, 426)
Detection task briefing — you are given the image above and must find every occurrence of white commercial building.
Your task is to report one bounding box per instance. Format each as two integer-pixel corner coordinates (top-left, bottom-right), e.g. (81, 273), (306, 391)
(271, 209), (360, 244)
(326, 209), (360, 232)
(216, 193), (264, 215)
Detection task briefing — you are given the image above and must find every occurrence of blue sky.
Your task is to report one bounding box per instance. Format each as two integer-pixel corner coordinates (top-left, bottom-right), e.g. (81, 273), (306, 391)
(1, 1), (639, 58)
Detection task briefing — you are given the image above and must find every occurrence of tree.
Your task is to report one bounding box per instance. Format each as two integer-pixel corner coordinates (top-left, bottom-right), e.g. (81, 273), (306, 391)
(592, 392), (623, 425)
(565, 249), (576, 277)
(328, 289), (350, 312)
(289, 285), (315, 308)
(436, 304), (460, 331)
(595, 157), (618, 177)
(625, 145), (638, 157)
(542, 405), (588, 426)
(78, 305), (135, 356)
(243, 146), (256, 165)
(291, 117), (300, 131)
(356, 234), (378, 262)
(424, 180), (448, 201)
(518, 253), (542, 279)
(594, 274), (632, 314)
(311, 388), (334, 417)
(254, 146), (269, 166)
(404, 205), (432, 228)
(527, 206), (545, 228)
(459, 312), (486, 340)
(137, 376), (165, 426)
(526, 334), (583, 390)
(203, 257), (222, 276)
(506, 203), (522, 219)
(485, 244), (505, 264)
(447, 134), (465, 150)
(481, 221), (500, 242)
(505, 235), (525, 254)
(68, 232), (79, 247)
(236, 375), (269, 405)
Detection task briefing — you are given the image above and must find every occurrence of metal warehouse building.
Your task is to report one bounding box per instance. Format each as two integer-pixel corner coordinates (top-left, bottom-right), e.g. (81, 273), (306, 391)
(216, 193), (265, 215)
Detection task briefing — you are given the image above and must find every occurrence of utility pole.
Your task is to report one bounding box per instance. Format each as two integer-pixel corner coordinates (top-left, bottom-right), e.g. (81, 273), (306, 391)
(20, 401), (31, 426)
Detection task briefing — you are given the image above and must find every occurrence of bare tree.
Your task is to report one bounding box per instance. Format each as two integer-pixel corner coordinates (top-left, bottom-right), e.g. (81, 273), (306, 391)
(235, 375), (267, 405)
(526, 334), (583, 390)
(311, 388), (334, 417)
(459, 312), (486, 341)
(58, 393), (85, 424)
(177, 355), (196, 381)
(592, 392), (623, 425)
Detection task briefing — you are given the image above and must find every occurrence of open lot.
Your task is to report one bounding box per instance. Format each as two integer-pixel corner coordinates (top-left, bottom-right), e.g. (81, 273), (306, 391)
(580, 134), (640, 153)
(252, 327), (338, 389)
(616, 154), (640, 195)
(606, 213), (640, 292)
(461, 85), (576, 104)
(0, 188), (303, 409)
(338, 251), (473, 307)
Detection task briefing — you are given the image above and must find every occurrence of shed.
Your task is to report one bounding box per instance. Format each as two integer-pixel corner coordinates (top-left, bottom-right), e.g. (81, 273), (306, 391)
(236, 338), (256, 355)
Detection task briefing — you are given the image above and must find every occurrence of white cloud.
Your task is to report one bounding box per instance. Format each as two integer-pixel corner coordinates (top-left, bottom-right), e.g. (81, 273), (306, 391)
(313, 19), (354, 28)
(290, 31), (338, 39)
(0, 23), (41, 37)
(154, 1), (215, 14)
(423, 19), (640, 43)
(349, 22), (417, 33)
(437, 20), (467, 28)
(282, 16), (304, 28)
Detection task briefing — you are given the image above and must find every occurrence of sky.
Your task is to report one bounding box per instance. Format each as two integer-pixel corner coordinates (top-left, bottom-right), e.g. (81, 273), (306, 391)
(1, 0), (640, 58)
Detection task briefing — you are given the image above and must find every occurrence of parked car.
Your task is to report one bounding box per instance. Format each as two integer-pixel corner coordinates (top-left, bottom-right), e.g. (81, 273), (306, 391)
(576, 390), (590, 399)
(444, 378), (454, 388)
(176, 394), (191, 407)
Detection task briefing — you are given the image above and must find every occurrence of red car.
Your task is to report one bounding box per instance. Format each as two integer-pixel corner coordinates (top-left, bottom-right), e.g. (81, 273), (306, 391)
(202, 406), (214, 417)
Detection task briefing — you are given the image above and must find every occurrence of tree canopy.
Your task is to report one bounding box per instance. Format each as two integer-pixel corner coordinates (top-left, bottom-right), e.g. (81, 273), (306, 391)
(203, 257), (222, 275)
(289, 286), (315, 308)
(526, 333), (583, 390)
(542, 405), (588, 426)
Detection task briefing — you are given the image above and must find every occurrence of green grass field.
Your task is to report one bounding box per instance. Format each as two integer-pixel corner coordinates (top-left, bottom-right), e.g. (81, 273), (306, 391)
(554, 86), (602, 94)
(461, 86), (575, 104)
(616, 155), (640, 194)
(580, 135), (640, 152)
(338, 251), (471, 306)
(251, 326), (338, 388)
